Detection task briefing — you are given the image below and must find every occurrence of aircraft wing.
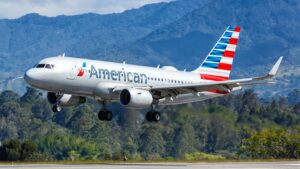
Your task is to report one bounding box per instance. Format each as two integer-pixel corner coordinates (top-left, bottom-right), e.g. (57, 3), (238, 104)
(150, 56), (283, 97)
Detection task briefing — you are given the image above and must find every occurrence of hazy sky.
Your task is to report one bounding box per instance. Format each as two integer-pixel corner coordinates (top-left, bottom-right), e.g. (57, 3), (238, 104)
(0, 0), (172, 19)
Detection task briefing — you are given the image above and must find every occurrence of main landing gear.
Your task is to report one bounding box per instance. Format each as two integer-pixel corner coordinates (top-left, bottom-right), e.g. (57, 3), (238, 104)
(98, 109), (113, 121)
(97, 101), (113, 121)
(146, 110), (161, 122)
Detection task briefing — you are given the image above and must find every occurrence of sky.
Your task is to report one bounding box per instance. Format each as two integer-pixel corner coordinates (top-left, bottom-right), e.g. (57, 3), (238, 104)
(0, 0), (172, 19)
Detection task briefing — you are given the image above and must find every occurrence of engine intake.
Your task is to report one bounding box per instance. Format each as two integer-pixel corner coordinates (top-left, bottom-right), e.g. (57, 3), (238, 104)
(120, 88), (153, 109)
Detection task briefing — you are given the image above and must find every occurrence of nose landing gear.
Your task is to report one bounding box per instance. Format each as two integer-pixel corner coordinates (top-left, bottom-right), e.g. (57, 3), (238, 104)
(52, 105), (62, 113)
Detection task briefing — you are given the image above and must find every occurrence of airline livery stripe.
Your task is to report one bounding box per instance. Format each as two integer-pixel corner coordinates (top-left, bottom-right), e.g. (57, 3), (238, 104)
(219, 38), (230, 44)
(224, 32), (233, 37)
(202, 62), (218, 68)
(223, 51), (235, 58)
(227, 26), (235, 31)
(228, 38), (238, 45)
(232, 32), (239, 39)
(215, 44), (227, 50)
(234, 26), (241, 32)
(208, 90), (229, 94)
(197, 68), (230, 77)
(220, 57), (233, 64)
(206, 56), (222, 62)
(225, 44), (236, 52)
(210, 50), (224, 56)
(218, 63), (232, 70)
(200, 74), (229, 81)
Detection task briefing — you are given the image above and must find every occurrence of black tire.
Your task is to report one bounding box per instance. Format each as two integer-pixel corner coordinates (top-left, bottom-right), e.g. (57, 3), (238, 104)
(152, 111), (160, 122)
(146, 111), (153, 122)
(52, 105), (62, 113)
(105, 111), (113, 121)
(98, 110), (106, 121)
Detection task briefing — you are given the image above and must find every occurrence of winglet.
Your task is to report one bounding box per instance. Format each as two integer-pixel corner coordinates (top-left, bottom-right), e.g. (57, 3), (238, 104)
(252, 56), (283, 81)
(268, 56), (283, 77)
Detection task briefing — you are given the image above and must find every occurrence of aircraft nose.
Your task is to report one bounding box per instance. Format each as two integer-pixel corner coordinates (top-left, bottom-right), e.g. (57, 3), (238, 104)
(24, 69), (40, 86)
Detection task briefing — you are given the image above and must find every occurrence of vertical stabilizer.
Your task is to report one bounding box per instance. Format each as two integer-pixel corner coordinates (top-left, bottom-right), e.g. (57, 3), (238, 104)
(193, 26), (240, 81)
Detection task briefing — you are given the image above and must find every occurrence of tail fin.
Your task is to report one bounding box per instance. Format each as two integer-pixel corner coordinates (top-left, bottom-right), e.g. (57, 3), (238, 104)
(193, 26), (240, 81)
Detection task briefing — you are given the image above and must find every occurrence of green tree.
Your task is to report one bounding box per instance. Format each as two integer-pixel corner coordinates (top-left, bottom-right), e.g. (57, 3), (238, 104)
(20, 140), (37, 161)
(139, 124), (165, 160)
(0, 139), (22, 161)
(173, 124), (197, 159)
(0, 90), (19, 103)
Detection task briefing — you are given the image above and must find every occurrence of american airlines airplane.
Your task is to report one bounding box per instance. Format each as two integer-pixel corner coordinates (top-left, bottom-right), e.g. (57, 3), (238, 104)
(24, 26), (283, 122)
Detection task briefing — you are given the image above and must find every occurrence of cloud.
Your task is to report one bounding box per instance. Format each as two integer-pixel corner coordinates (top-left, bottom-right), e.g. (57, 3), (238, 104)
(0, 0), (172, 19)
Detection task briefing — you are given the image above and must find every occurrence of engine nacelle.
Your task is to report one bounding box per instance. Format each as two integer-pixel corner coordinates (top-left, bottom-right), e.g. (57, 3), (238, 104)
(119, 88), (153, 109)
(47, 92), (86, 107)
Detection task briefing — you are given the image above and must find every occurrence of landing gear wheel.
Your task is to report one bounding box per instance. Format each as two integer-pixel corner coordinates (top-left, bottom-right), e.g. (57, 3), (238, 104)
(98, 110), (113, 121)
(98, 110), (106, 121)
(52, 105), (62, 113)
(146, 111), (160, 122)
(152, 111), (160, 122)
(105, 111), (113, 121)
(146, 111), (153, 122)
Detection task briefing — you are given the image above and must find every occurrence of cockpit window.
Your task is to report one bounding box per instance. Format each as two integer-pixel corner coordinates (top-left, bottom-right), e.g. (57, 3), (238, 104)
(45, 64), (52, 69)
(36, 64), (55, 69)
(36, 64), (45, 68)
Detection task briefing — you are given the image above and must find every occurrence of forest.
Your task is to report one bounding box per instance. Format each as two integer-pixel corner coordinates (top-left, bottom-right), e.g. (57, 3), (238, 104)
(0, 87), (299, 161)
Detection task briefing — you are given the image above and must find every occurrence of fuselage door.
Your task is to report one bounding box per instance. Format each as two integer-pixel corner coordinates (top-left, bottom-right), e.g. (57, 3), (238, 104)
(67, 66), (76, 80)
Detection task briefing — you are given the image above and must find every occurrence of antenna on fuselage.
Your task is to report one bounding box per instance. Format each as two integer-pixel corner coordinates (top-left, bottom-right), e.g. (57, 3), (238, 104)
(157, 64), (160, 68)
(58, 53), (65, 57)
(123, 61), (126, 64)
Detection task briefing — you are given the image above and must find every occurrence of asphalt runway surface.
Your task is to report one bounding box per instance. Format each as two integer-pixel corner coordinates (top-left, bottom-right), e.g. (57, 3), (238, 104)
(0, 161), (299, 169)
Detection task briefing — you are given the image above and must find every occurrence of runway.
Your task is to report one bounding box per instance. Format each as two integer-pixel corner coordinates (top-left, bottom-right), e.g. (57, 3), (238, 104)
(0, 161), (300, 169)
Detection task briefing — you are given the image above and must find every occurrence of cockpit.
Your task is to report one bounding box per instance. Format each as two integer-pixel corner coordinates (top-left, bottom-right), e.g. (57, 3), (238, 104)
(35, 64), (55, 69)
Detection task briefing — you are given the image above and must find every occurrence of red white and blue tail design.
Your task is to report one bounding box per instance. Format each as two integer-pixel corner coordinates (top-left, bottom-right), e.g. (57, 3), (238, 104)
(193, 26), (240, 81)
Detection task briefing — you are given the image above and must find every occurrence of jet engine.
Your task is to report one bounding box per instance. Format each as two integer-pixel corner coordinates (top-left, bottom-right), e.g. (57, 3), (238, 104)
(47, 92), (86, 107)
(119, 88), (153, 109)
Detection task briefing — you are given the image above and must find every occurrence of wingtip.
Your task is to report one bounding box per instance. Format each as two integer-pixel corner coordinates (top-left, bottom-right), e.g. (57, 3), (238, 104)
(269, 56), (283, 76)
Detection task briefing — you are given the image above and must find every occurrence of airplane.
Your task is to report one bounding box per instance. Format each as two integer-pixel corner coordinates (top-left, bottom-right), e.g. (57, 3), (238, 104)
(24, 26), (283, 122)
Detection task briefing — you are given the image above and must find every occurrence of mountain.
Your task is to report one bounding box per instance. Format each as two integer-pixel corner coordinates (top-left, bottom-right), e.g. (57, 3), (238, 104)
(107, 0), (300, 96)
(0, 0), (299, 95)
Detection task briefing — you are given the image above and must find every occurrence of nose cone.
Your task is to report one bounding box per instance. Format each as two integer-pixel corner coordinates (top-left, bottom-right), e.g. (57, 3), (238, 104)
(24, 69), (41, 86)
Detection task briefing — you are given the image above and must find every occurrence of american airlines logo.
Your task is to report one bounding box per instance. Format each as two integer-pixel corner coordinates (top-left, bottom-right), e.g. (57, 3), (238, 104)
(77, 62), (87, 77)
(89, 65), (148, 84)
